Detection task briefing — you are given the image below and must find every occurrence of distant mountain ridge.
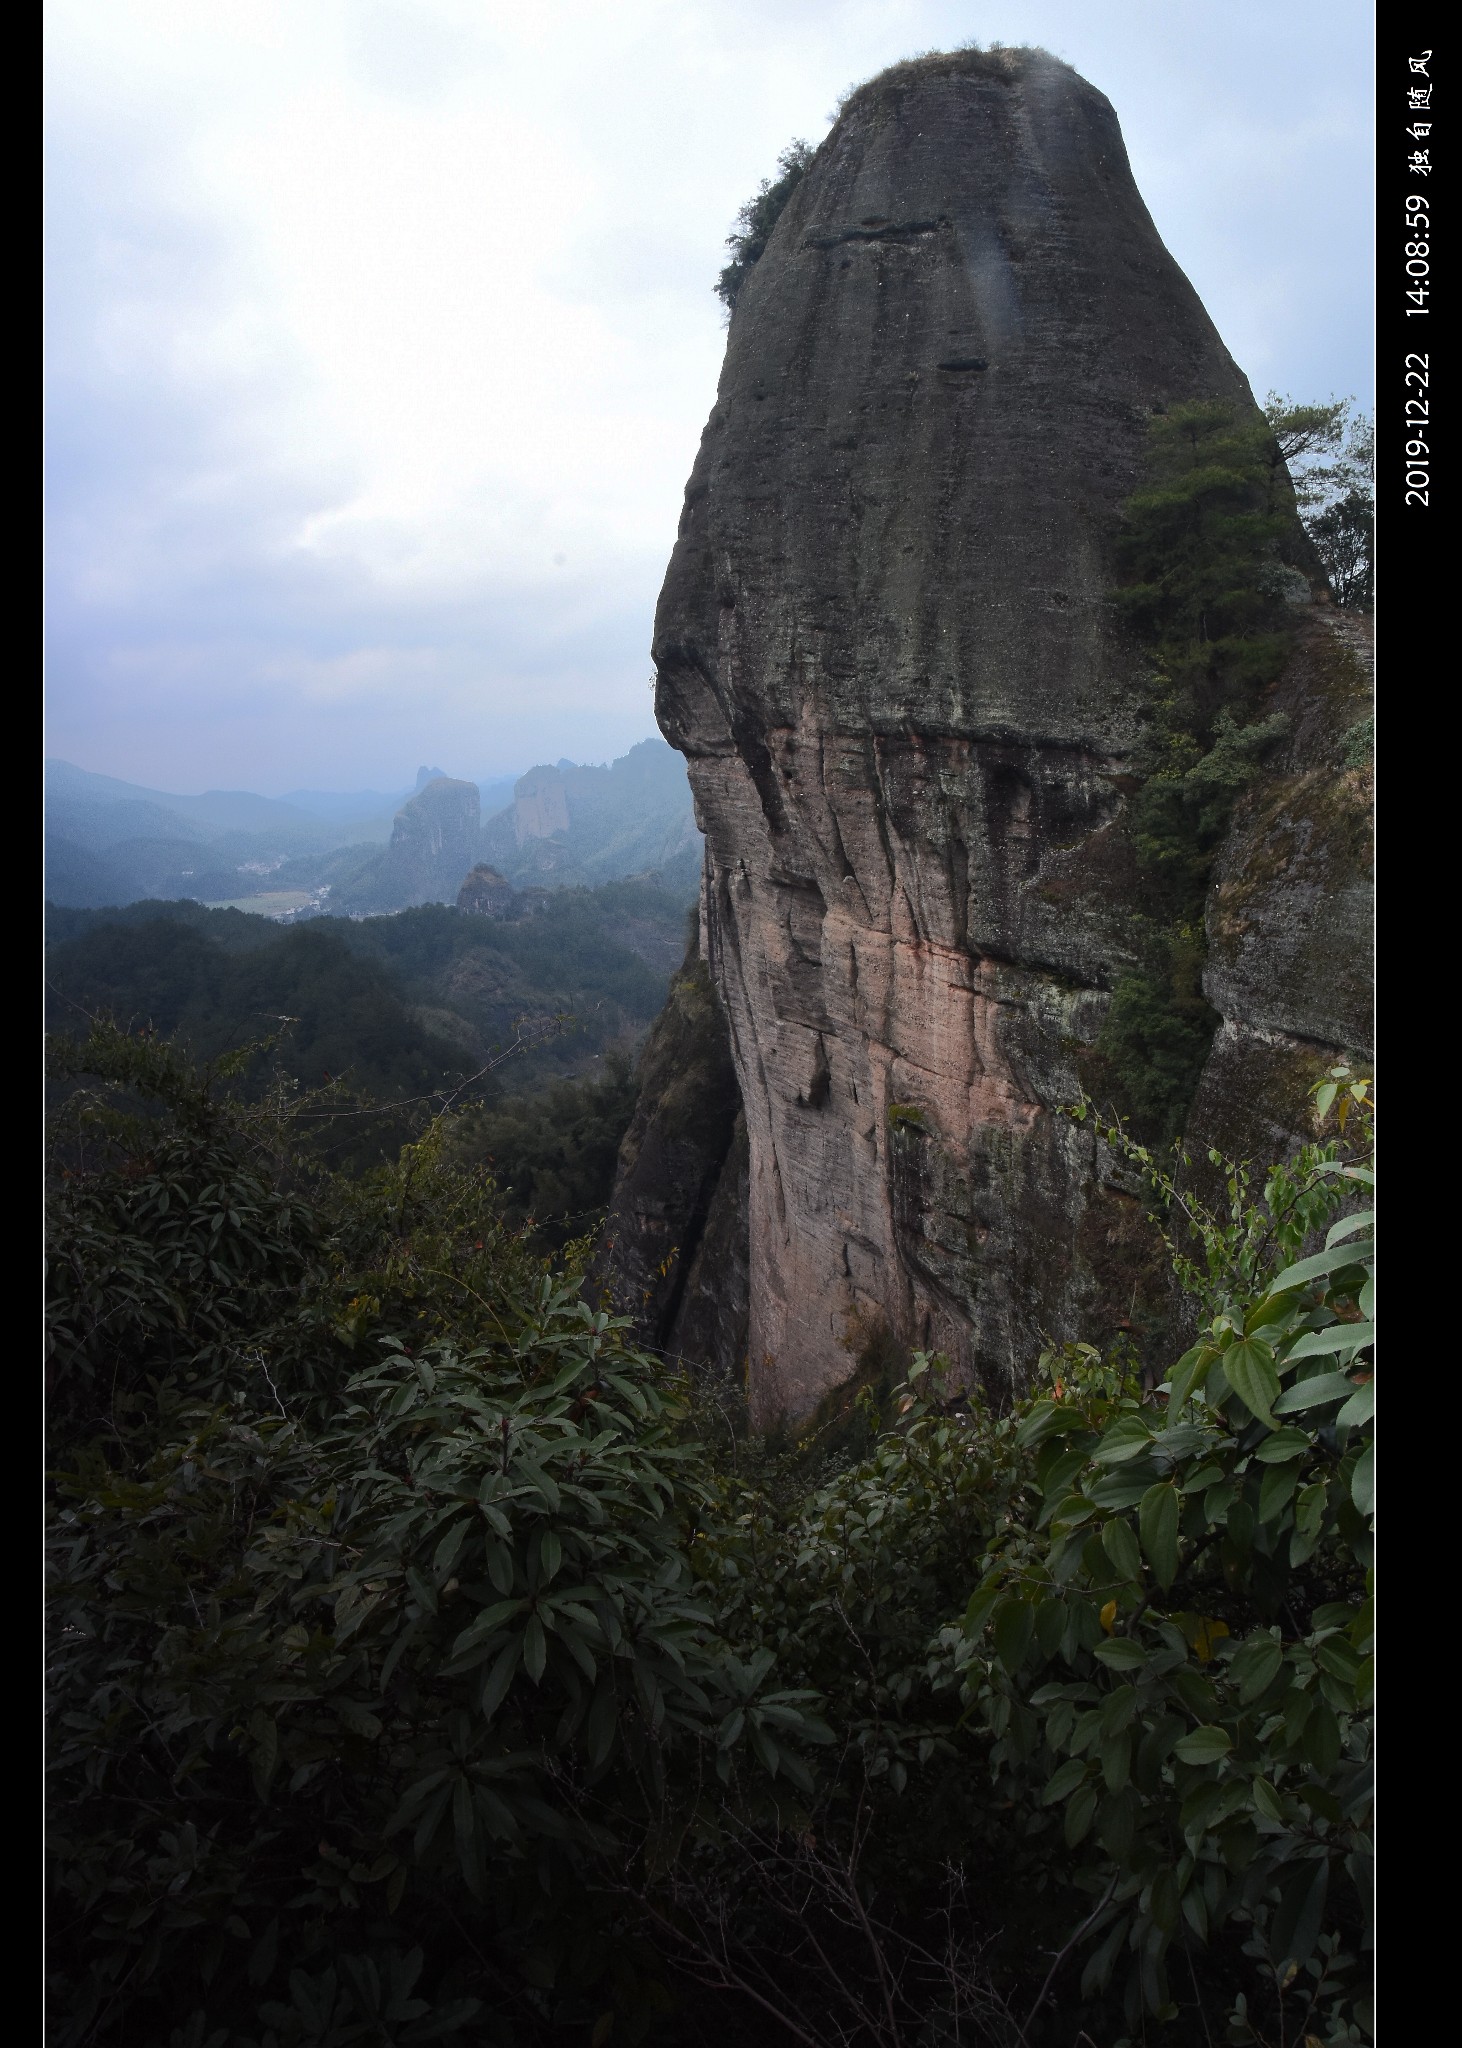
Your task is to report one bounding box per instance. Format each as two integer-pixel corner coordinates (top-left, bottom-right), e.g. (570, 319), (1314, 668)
(44, 741), (702, 914)
(46, 760), (336, 840)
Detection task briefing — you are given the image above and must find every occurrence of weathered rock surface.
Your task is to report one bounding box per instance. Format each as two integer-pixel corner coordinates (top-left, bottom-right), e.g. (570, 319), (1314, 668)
(641, 46), (1371, 1424)
(588, 946), (747, 1385)
(1189, 609), (1373, 1175)
(476, 741), (704, 898)
(380, 777), (482, 907)
(457, 864), (519, 918)
(513, 768), (571, 846)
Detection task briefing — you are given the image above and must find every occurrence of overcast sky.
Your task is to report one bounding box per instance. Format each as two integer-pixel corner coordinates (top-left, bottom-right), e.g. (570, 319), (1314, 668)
(44, 0), (1374, 797)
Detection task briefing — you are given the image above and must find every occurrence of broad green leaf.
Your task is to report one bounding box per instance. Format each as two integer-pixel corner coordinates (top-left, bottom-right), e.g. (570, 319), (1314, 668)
(405, 1567), (438, 1617)
(1273, 1368), (1359, 1413)
(1087, 1473), (1157, 1511)
(1150, 1866), (1180, 1936)
(1326, 1208), (1374, 1246)
(963, 1580), (1002, 1635)
(1270, 1855), (1329, 1970)
(432, 1518), (471, 1581)
(1091, 1414), (1157, 1465)
(1244, 1292), (1296, 1337)
(1179, 1776), (1248, 1841)
(1252, 1427), (1309, 1464)
(1099, 1684), (1138, 1737)
(1268, 1240), (1373, 1294)
(1041, 1758), (1089, 1805)
(449, 1599), (526, 1662)
(1283, 1327), (1350, 1363)
(992, 1599), (1034, 1673)
(1015, 1399), (1064, 1448)
(1173, 1725), (1232, 1764)
(1093, 1638), (1146, 1670)
(1351, 1440), (1374, 1517)
(1149, 1422), (1211, 1466)
(1100, 1731), (1131, 1793)
(1138, 1483), (1180, 1590)
(1302, 1700), (1342, 1773)
(1101, 1517), (1143, 1582)
(1252, 1777), (1286, 1823)
(1064, 1780), (1098, 1847)
(1257, 1460), (1300, 1524)
(1168, 1343), (1218, 1410)
(1223, 1339), (1280, 1427)
(523, 1614), (547, 1684)
(478, 1639), (521, 1720)
(1229, 1631), (1283, 1704)
(1315, 1637), (1361, 1686)
(1336, 1378), (1374, 1427)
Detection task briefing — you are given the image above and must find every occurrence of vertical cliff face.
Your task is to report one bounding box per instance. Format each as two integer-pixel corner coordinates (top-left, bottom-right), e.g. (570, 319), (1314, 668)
(385, 776), (482, 903)
(647, 47), (1371, 1424)
(589, 944), (747, 1380)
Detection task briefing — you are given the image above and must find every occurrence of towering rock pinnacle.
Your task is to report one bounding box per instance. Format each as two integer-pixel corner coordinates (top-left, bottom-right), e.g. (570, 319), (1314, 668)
(647, 47), (1371, 1424)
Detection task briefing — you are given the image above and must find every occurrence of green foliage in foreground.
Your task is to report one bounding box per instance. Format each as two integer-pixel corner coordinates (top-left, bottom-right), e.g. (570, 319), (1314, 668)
(46, 1027), (1373, 2046)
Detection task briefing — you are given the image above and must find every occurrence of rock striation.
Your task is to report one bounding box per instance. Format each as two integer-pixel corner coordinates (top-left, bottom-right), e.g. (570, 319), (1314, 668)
(382, 776), (482, 906)
(639, 46), (1372, 1424)
(590, 943), (748, 1393)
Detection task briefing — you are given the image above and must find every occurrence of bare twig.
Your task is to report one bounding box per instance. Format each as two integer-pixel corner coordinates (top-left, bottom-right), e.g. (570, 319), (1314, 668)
(1019, 1873), (1120, 2042)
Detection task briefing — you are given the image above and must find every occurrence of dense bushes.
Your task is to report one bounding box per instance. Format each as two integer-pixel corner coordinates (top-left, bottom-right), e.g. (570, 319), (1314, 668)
(449, 1055), (640, 1252)
(44, 884), (686, 1181)
(46, 1026), (1372, 2045)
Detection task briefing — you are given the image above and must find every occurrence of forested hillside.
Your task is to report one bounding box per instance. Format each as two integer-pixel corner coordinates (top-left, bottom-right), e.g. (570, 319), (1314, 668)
(45, 882), (690, 1199)
(45, 1018), (1374, 2047)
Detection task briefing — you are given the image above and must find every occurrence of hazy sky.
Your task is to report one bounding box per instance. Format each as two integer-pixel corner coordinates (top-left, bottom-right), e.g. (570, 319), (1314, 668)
(44, 0), (1374, 797)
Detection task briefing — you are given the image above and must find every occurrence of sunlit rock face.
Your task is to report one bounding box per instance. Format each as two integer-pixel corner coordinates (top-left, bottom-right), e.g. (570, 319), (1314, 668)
(649, 47), (1371, 1424)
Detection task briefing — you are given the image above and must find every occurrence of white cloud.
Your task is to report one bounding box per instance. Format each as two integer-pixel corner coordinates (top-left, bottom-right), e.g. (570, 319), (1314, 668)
(44, 0), (1373, 792)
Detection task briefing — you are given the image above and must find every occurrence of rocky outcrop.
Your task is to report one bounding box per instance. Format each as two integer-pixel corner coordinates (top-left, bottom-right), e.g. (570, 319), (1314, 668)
(1188, 610), (1373, 1174)
(381, 777), (482, 906)
(457, 865), (520, 918)
(645, 46), (1371, 1424)
(513, 768), (571, 846)
(477, 741), (704, 898)
(589, 946), (746, 1384)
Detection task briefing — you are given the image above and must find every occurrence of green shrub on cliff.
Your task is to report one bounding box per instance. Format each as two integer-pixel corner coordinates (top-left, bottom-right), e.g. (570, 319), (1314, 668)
(1264, 394), (1374, 612)
(715, 140), (816, 314)
(1097, 398), (1317, 1140)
